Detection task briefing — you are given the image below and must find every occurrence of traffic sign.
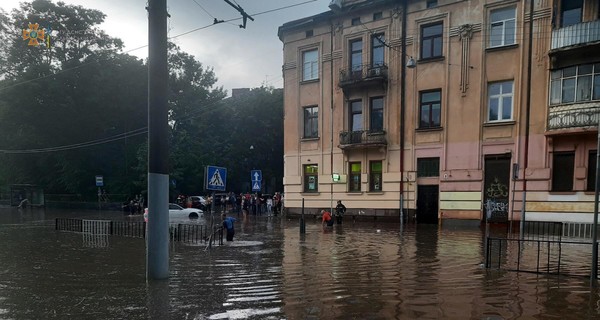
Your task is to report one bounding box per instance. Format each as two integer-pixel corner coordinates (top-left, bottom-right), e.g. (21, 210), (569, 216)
(252, 180), (261, 192)
(95, 175), (104, 187)
(251, 170), (262, 182)
(206, 166), (227, 191)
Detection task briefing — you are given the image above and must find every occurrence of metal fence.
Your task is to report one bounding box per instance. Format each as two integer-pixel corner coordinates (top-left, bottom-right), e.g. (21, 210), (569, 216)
(485, 237), (596, 278)
(522, 221), (563, 241)
(56, 218), (223, 245)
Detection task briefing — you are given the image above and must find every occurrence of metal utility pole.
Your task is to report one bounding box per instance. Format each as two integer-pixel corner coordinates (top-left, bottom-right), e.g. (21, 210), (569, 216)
(399, 0), (408, 225)
(591, 118), (600, 284)
(520, 0), (534, 239)
(146, 0), (170, 280)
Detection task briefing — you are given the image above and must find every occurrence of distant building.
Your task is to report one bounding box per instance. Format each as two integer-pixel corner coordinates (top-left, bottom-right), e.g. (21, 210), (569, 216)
(231, 88), (251, 99)
(278, 0), (600, 224)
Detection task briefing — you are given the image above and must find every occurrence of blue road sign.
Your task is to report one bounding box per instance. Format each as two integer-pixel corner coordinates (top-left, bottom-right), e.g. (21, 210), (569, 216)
(252, 180), (261, 192)
(251, 170), (262, 182)
(206, 166), (227, 191)
(95, 175), (104, 187)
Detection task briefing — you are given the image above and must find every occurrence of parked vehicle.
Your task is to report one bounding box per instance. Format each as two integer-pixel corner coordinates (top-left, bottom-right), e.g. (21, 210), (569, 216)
(144, 203), (204, 222)
(189, 196), (207, 210)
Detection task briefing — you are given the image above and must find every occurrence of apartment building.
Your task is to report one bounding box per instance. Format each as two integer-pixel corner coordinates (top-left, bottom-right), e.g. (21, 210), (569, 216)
(277, 0), (600, 224)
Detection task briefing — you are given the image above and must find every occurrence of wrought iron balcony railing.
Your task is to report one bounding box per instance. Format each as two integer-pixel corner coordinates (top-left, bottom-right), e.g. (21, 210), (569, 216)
(551, 20), (600, 50)
(547, 102), (600, 130)
(339, 130), (387, 149)
(339, 63), (388, 90)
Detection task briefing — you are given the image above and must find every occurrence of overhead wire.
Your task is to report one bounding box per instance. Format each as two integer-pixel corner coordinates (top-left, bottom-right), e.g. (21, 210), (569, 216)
(0, 10), (576, 93)
(0, 0), (319, 92)
(0, 3), (584, 153)
(191, 0), (216, 19)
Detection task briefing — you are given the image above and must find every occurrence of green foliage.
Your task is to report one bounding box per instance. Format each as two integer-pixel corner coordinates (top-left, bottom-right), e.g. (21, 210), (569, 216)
(0, 0), (283, 202)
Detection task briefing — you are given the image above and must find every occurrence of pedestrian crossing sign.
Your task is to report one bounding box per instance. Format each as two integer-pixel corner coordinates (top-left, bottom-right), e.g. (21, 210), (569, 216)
(205, 166), (227, 191)
(252, 180), (261, 192)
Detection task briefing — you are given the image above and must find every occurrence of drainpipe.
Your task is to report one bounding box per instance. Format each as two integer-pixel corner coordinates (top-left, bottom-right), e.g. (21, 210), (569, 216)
(330, 22), (335, 215)
(399, 0), (408, 223)
(591, 118), (600, 284)
(519, 0), (534, 239)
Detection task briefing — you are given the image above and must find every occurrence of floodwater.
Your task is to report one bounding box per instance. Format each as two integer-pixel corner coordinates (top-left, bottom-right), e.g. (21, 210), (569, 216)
(1, 207), (600, 319)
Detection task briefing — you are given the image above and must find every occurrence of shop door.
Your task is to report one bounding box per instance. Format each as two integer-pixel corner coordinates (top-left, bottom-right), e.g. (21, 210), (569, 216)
(417, 185), (439, 224)
(483, 156), (511, 223)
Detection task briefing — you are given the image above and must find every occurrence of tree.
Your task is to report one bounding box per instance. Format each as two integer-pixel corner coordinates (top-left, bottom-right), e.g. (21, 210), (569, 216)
(0, 1), (143, 200)
(0, 0), (283, 203)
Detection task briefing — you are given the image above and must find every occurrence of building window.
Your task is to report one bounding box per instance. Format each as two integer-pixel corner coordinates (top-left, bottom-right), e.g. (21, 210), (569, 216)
(426, 0), (438, 8)
(588, 151), (597, 192)
(350, 39), (363, 73)
(303, 106), (318, 139)
(371, 34), (385, 67)
(350, 100), (363, 131)
(369, 161), (382, 192)
(302, 49), (318, 81)
(349, 162), (361, 192)
(552, 152), (574, 191)
(488, 81), (513, 122)
(489, 6), (516, 48)
(420, 22), (443, 60)
(373, 12), (383, 21)
(417, 158), (440, 178)
(419, 90), (441, 128)
(550, 63), (600, 105)
(370, 97), (384, 132)
(304, 164), (319, 192)
(351, 17), (361, 26)
(561, 0), (583, 27)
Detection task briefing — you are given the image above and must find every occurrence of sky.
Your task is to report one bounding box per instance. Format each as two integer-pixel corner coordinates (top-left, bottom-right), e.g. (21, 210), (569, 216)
(2, 0), (331, 94)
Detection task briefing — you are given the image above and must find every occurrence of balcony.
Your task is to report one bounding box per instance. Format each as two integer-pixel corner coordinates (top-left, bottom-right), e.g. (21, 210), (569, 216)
(338, 64), (388, 94)
(339, 130), (387, 150)
(551, 20), (600, 51)
(547, 102), (600, 131)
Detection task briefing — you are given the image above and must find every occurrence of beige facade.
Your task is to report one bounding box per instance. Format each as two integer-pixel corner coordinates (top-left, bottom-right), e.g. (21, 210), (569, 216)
(278, 0), (600, 223)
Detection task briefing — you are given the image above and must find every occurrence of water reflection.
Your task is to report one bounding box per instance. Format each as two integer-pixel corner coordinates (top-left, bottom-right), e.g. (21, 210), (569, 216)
(0, 207), (600, 319)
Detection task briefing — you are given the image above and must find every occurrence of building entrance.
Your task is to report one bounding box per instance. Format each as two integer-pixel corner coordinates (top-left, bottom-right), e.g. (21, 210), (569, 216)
(416, 185), (439, 224)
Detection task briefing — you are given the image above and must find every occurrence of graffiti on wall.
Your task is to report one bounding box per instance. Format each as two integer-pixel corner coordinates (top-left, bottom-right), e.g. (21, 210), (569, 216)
(484, 177), (509, 222)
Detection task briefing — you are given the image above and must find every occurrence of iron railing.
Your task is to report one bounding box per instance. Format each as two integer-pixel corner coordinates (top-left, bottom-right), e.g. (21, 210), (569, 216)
(55, 218), (223, 245)
(339, 63), (388, 88)
(547, 102), (600, 130)
(522, 221), (563, 241)
(551, 20), (600, 50)
(485, 237), (596, 278)
(339, 130), (387, 148)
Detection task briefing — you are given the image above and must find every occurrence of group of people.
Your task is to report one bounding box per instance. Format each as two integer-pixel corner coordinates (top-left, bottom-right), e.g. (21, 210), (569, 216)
(175, 192), (284, 215)
(321, 200), (347, 227)
(221, 199), (347, 243)
(126, 194), (144, 215)
(240, 192), (283, 217)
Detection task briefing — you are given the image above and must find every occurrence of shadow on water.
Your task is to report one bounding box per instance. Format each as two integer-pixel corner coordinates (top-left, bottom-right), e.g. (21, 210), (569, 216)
(1, 207), (600, 319)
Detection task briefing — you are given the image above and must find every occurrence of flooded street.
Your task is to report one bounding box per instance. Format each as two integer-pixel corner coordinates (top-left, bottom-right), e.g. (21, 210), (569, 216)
(1, 207), (599, 319)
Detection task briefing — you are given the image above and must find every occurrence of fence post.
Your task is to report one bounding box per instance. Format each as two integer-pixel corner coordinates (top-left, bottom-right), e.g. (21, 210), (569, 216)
(485, 238), (489, 268)
(300, 198), (305, 234)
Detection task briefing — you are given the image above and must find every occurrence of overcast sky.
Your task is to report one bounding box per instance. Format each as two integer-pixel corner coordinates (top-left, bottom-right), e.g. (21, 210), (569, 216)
(2, 0), (330, 94)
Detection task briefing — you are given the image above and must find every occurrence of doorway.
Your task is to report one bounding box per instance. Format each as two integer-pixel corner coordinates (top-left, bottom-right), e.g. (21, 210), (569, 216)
(483, 155), (511, 223)
(416, 185), (439, 224)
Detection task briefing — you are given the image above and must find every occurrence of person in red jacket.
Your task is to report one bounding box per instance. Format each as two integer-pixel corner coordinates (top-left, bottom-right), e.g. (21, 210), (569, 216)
(321, 209), (333, 227)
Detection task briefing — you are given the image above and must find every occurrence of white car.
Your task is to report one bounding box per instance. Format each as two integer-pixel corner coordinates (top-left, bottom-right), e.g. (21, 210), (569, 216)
(144, 203), (204, 221)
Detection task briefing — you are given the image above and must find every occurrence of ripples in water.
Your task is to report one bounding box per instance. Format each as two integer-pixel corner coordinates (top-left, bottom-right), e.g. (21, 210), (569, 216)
(1, 209), (600, 319)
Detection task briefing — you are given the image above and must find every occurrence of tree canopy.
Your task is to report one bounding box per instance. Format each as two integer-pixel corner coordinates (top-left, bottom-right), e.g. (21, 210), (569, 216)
(0, 0), (283, 203)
